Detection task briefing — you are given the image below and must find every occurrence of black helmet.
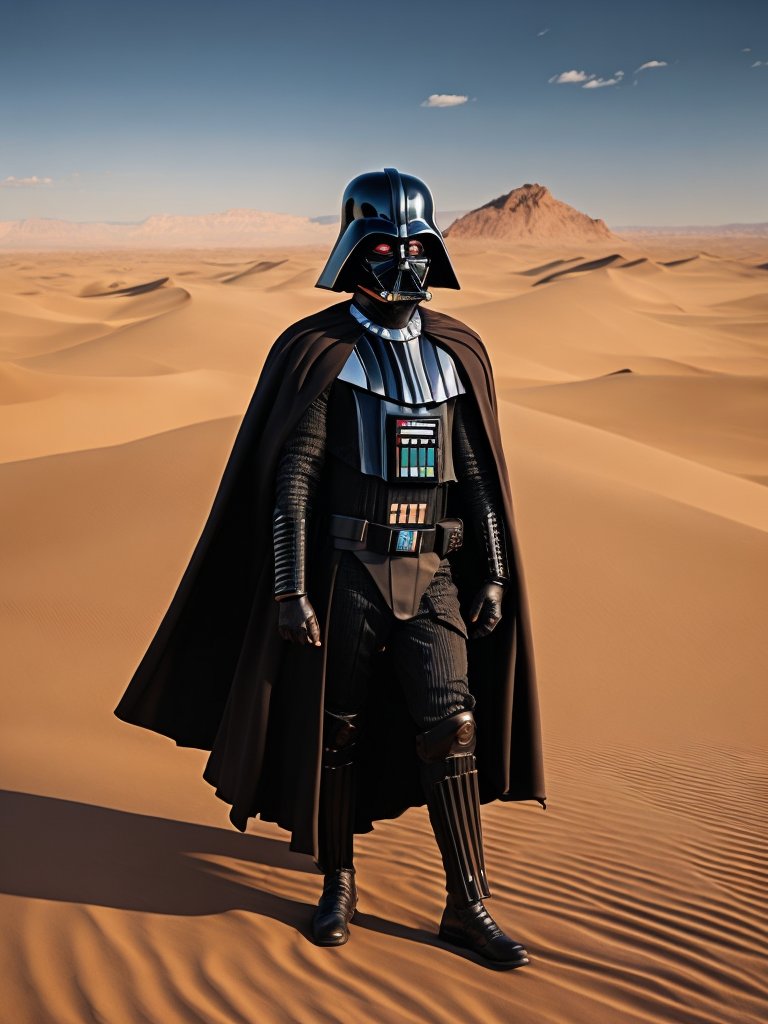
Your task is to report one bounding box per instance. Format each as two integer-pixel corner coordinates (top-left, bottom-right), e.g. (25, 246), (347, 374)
(316, 168), (460, 295)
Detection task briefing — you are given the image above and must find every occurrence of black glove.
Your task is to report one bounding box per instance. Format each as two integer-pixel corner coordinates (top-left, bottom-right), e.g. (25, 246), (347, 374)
(278, 595), (321, 646)
(468, 582), (506, 639)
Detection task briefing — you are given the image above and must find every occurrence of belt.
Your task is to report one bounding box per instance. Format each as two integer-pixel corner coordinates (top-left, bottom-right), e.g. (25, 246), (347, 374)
(329, 515), (463, 558)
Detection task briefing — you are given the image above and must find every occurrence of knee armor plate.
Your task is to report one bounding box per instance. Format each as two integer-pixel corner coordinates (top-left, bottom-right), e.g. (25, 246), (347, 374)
(416, 710), (476, 763)
(323, 710), (363, 768)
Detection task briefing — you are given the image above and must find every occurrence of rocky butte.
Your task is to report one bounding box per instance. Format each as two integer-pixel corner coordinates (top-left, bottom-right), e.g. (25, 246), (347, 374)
(445, 184), (614, 242)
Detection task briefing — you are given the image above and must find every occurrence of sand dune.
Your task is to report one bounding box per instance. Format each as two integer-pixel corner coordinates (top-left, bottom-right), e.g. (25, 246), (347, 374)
(221, 259), (289, 284)
(508, 374), (768, 481)
(0, 238), (766, 1024)
(82, 276), (171, 297)
(534, 253), (627, 284)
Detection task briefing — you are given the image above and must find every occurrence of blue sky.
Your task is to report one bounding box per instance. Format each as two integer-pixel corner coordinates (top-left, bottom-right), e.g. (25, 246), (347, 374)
(1, 0), (765, 225)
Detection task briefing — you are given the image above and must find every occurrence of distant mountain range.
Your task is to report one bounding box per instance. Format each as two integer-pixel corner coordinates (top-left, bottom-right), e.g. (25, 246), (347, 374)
(0, 195), (764, 249)
(0, 208), (469, 248)
(0, 208), (337, 249)
(614, 223), (768, 236)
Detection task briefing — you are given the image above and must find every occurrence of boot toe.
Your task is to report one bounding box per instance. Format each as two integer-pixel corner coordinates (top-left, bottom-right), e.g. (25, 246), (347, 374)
(313, 914), (351, 946)
(485, 935), (529, 966)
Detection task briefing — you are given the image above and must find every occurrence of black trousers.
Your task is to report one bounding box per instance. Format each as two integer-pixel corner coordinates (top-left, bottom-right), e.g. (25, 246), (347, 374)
(324, 553), (475, 729)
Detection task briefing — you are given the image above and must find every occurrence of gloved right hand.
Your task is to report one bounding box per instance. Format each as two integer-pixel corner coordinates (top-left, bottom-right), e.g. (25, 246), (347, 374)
(278, 595), (322, 647)
(468, 581), (507, 639)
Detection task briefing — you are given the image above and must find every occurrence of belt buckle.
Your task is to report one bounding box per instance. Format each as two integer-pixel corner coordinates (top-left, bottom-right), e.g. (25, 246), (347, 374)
(394, 528), (420, 554)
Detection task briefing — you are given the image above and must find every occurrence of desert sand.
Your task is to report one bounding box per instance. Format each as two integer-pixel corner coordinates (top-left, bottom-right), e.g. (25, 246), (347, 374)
(1, 237), (767, 1024)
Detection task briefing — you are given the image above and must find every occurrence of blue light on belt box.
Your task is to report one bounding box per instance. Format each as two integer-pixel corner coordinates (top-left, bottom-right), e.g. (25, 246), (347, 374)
(396, 530), (418, 552)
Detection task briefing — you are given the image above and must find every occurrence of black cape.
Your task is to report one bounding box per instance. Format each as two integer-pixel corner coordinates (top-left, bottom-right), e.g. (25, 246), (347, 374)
(115, 301), (545, 856)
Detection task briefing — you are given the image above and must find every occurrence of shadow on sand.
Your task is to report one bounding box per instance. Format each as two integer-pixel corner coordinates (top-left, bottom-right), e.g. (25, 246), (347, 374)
(0, 790), (503, 966)
(0, 790), (316, 924)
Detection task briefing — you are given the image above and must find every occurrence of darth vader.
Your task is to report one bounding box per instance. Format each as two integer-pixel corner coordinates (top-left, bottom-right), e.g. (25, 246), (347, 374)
(116, 169), (545, 967)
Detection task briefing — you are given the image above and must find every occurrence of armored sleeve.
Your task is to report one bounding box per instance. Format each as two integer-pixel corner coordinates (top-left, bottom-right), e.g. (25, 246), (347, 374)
(453, 395), (511, 586)
(273, 384), (331, 599)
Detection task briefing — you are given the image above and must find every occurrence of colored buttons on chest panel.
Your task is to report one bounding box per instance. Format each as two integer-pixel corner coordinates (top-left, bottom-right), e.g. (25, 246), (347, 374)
(395, 419), (438, 479)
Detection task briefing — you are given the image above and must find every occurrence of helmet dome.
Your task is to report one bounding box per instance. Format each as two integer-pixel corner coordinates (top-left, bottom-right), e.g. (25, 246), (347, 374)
(316, 168), (460, 293)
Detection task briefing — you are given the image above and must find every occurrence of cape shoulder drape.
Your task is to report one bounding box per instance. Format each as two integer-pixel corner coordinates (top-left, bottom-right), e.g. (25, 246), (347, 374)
(115, 300), (545, 854)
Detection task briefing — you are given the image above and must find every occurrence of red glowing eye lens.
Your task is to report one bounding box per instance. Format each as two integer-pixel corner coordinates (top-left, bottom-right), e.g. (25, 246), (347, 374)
(408, 242), (424, 255)
(373, 243), (392, 254)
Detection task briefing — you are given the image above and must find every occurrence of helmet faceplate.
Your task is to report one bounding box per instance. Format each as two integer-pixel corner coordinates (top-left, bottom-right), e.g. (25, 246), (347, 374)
(316, 168), (460, 293)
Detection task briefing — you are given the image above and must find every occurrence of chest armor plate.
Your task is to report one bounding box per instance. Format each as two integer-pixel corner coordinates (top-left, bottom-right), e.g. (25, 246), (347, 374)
(336, 331), (465, 483)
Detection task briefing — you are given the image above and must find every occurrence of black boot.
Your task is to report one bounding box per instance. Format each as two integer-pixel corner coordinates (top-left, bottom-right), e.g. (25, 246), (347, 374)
(418, 712), (530, 968)
(313, 867), (358, 946)
(439, 897), (528, 968)
(313, 711), (360, 946)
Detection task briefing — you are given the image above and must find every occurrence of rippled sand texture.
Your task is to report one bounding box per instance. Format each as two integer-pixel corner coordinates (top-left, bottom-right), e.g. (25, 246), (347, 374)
(1, 241), (767, 1024)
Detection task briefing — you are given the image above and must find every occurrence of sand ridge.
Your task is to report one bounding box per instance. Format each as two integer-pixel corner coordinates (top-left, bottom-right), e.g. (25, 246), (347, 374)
(0, 239), (766, 1023)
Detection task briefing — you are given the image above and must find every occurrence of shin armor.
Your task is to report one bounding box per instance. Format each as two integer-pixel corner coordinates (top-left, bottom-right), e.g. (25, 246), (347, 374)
(318, 710), (361, 873)
(418, 711), (490, 905)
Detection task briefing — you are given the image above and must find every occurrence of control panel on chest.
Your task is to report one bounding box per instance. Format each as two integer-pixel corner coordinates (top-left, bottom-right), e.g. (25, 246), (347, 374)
(394, 417), (438, 480)
(334, 315), (466, 486)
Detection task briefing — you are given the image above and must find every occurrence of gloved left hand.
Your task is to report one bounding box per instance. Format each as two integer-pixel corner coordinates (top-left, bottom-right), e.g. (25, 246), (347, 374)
(468, 581), (506, 639)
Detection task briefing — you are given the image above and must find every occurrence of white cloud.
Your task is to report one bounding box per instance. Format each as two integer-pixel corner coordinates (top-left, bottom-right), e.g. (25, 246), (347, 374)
(421, 94), (468, 107)
(752, 60), (767, 66)
(742, 48), (751, 52)
(0, 175), (54, 188)
(550, 68), (627, 89)
(583, 71), (625, 89)
(537, 28), (549, 36)
(548, 70), (594, 84)
(634, 60), (668, 73)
